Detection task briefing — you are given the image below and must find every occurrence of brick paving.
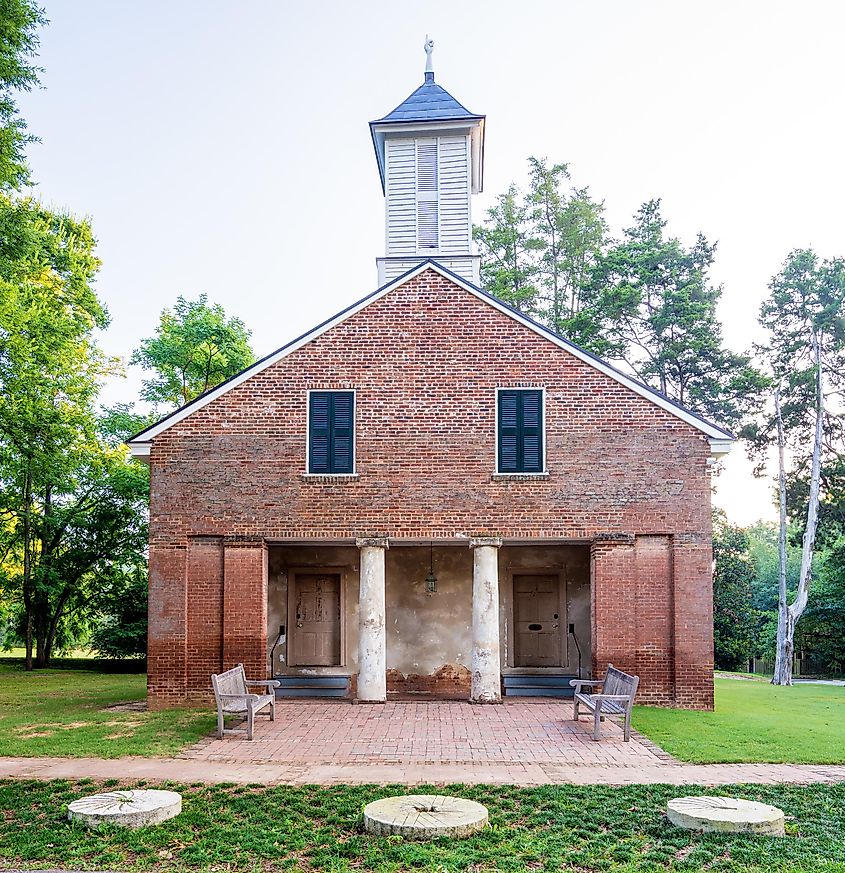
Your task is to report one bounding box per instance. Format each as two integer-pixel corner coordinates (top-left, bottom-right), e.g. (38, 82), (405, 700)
(181, 699), (664, 766)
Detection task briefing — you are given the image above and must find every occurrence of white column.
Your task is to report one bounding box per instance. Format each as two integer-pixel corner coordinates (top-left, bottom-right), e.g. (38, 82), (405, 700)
(356, 537), (389, 702)
(469, 536), (503, 703)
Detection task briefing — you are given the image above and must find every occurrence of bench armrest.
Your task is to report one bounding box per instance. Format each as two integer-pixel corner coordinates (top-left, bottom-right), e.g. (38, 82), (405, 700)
(570, 679), (603, 691)
(246, 679), (281, 689)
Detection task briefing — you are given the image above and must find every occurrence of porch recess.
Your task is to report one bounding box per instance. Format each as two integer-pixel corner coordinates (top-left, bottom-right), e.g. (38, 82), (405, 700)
(266, 540), (592, 702)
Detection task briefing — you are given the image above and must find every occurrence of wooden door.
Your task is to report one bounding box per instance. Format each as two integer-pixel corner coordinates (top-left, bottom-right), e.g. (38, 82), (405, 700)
(290, 573), (342, 666)
(513, 574), (564, 667)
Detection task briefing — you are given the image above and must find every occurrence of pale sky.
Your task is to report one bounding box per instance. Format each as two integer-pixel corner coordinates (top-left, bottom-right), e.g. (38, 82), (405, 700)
(18, 1), (845, 525)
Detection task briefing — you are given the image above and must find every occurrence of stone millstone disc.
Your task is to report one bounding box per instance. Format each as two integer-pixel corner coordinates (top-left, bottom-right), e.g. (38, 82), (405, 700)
(68, 789), (182, 829)
(364, 794), (488, 839)
(667, 796), (785, 836)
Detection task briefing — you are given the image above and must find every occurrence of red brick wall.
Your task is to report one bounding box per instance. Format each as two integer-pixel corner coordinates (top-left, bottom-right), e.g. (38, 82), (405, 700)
(147, 544), (186, 709)
(222, 540), (268, 680)
(634, 535), (675, 705)
(185, 537), (224, 701)
(147, 268), (715, 709)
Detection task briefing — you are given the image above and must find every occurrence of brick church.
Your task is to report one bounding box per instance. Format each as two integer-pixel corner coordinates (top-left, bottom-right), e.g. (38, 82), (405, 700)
(129, 45), (733, 711)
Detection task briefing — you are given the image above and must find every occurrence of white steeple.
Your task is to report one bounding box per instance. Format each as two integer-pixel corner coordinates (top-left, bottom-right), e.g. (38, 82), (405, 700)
(370, 39), (486, 285)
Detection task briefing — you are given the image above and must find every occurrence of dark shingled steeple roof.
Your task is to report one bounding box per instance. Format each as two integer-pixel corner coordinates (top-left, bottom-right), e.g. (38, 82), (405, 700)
(372, 72), (484, 124)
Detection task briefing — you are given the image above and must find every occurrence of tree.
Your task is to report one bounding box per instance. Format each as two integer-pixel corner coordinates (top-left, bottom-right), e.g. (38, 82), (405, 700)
(474, 184), (541, 314)
(712, 510), (757, 671)
(0, 6), (152, 670)
(0, 196), (119, 668)
(473, 158), (607, 330)
(794, 541), (845, 675)
(755, 250), (845, 684)
(525, 157), (607, 333)
(90, 562), (147, 659)
(0, 0), (45, 191)
(575, 200), (767, 429)
(131, 294), (256, 410)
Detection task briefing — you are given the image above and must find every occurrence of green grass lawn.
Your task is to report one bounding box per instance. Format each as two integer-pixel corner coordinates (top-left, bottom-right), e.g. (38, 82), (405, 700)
(633, 677), (845, 764)
(1, 780), (844, 871)
(2, 645), (97, 659)
(0, 663), (215, 758)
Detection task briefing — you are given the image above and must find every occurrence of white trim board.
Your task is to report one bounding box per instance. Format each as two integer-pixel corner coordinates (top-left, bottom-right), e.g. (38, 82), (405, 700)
(127, 260), (734, 457)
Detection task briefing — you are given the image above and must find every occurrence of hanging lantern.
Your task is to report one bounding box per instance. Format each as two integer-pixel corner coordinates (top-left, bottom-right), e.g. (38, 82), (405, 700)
(425, 542), (437, 594)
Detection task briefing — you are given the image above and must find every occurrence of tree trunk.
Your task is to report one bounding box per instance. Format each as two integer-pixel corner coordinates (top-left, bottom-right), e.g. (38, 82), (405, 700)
(772, 332), (825, 685)
(43, 586), (73, 670)
(22, 461), (34, 672)
(772, 383), (790, 684)
(34, 484), (54, 669)
(34, 587), (50, 668)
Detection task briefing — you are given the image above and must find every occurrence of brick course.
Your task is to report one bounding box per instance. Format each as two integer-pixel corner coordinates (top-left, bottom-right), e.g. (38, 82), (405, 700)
(146, 268), (716, 710)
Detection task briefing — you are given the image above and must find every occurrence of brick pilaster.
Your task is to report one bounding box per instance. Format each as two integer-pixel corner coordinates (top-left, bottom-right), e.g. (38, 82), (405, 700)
(223, 539), (268, 679)
(590, 534), (637, 680)
(673, 533), (715, 710)
(186, 536), (225, 699)
(147, 544), (187, 708)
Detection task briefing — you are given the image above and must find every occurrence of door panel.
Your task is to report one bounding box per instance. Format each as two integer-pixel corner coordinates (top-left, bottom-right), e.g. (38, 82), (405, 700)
(290, 573), (341, 666)
(513, 574), (564, 667)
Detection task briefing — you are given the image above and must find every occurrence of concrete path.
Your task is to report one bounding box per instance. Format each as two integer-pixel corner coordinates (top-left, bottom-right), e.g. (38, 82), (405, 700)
(2, 755), (845, 786)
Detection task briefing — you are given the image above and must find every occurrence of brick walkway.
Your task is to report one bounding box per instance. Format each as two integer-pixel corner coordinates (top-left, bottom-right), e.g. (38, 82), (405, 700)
(2, 699), (844, 786)
(181, 700), (667, 766)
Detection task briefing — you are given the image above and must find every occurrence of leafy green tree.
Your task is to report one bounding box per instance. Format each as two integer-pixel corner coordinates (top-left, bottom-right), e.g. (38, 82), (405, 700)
(90, 564), (147, 659)
(474, 184), (541, 314)
(474, 158), (607, 329)
(131, 294), (255, 409)
(575, 200), (767, 429)
(98, 403), (157, 447)
(0, 0), (45, 191)
(525, 157), (607, 333)
(753, 249), (845, 684)
(795, 541), (845, 675)
(0, 196), (120, 668)
(712, 510), (757, 671)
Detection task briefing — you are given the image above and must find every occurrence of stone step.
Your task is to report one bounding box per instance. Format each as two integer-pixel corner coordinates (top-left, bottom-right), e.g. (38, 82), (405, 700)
(502, 674), (577, 698)
(274, 675), (350, 698)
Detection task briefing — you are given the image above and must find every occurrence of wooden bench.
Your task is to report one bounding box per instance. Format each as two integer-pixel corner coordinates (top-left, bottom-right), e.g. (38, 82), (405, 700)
(211, 664), (281, 741)
(570, 664), (639, 741)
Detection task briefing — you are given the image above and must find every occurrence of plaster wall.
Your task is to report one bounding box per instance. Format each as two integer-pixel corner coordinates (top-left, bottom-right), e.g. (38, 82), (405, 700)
(499, 544), (591, 677)
(266, 543), (591, 689)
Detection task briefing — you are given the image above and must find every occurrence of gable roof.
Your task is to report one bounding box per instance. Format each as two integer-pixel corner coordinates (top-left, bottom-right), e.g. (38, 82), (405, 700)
(127, 260), (735, 458)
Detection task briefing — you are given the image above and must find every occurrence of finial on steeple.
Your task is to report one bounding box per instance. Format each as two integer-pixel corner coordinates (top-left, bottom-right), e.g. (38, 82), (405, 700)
(424, 35), (434, 83)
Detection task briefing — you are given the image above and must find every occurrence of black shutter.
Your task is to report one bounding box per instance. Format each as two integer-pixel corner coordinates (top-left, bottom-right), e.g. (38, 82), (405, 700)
(330, 392), (354, 473)
(498, 391), (519, 472)
(309, 392), (331, 473)
(309, 391), (354, 474)
(498, 389), (543, 473)
(520, 390), (543, 473)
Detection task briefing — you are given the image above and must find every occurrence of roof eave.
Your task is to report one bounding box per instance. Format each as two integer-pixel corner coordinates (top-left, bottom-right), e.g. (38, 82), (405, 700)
(369, 115), (487, 194)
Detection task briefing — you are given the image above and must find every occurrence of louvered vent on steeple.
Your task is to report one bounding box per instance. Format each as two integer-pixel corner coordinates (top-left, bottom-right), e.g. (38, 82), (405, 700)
(416, 139), (439, 250)
(371, 38), (486, 285)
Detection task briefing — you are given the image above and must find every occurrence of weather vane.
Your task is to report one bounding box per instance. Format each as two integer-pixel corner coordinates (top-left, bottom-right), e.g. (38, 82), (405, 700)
(424, 35), (434, 77)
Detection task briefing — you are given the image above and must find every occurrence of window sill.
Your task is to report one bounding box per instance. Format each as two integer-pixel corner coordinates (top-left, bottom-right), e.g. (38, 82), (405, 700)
(300, 473), (360, 483)
(491, 472), (550, 482)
